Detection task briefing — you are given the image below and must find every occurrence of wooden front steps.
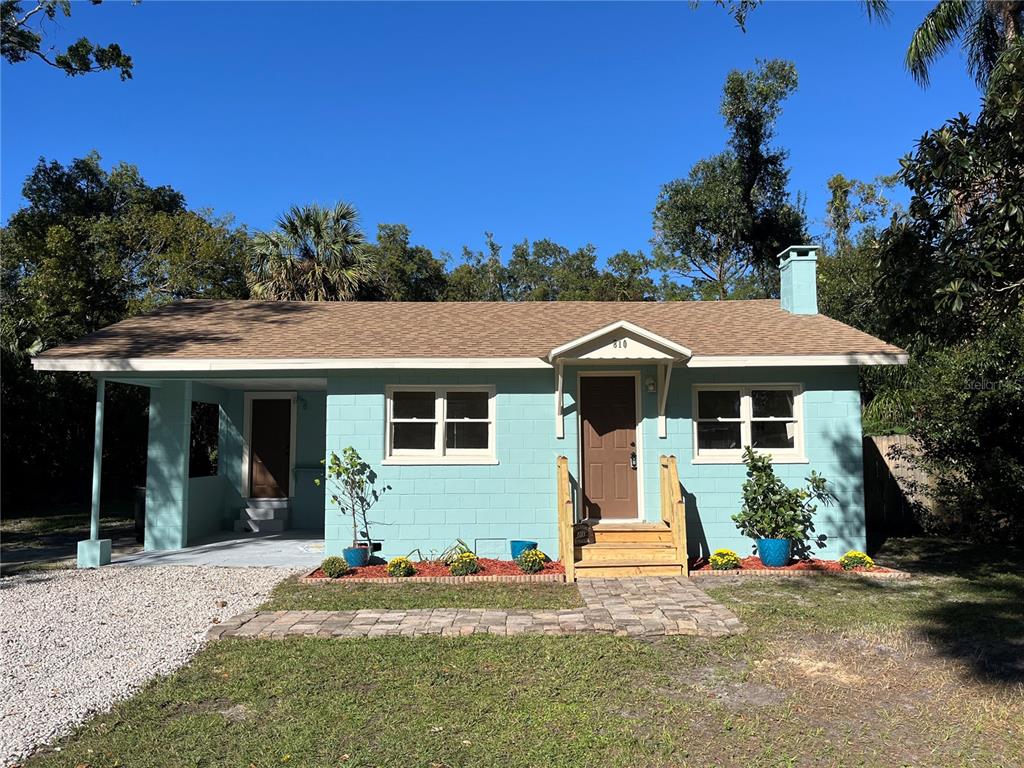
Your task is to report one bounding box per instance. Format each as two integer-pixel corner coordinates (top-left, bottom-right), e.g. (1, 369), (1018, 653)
(574, 562), (687, 578)
(574, 523), (686, 578)
(556, 456), (689, 582)
(588, 522), (673, 544)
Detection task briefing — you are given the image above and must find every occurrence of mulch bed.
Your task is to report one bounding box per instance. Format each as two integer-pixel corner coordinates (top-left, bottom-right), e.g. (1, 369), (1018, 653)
(689, 556), (910, 579)
(300, 558), (566, 585)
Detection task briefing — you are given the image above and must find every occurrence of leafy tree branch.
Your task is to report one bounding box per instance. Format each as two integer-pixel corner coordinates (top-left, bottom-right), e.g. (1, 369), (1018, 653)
(1, 0), (134, 80)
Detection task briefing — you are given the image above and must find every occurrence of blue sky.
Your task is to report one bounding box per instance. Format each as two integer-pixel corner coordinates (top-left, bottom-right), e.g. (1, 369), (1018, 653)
(2, 1), (980, 262)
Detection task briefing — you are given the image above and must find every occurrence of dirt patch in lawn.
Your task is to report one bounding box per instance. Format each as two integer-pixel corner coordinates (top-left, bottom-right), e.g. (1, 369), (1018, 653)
(664, 659), (788, 708)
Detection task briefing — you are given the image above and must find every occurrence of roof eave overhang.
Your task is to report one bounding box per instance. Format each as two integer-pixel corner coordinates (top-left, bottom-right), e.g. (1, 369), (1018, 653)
(30, 356), (554, 373)
(31, 351), (909, 374)
(686, 353), (908, 367)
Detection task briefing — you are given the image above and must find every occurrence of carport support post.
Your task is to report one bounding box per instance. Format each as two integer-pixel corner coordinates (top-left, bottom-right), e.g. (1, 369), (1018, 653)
(77, 377), (111, 568)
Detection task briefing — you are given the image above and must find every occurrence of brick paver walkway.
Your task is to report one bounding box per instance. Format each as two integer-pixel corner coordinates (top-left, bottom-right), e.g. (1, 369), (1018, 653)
(208, 577), (745, 640)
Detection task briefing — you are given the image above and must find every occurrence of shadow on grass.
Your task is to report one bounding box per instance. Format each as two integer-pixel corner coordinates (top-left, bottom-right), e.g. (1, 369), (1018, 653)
(879, 536), (1024, 686)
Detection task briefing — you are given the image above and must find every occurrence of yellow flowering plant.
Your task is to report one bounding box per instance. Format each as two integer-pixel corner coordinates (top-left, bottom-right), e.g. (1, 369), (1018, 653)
(449, 551), (480, 576)
(386, 556), (416, 577)
(516, 548), (547, 574)
(709, 549), (741, 570)
(839, 550), (874, 570)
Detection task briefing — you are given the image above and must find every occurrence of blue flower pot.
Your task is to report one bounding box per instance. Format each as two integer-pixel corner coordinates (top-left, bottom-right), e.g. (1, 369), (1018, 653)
(343, 545), (370, 568)
(510, 540), (538, 560)
(757, 538), (792, 568)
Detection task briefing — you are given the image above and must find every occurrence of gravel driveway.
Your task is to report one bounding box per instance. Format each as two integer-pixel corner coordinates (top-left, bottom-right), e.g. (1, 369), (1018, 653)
(0, 565), (292, 766)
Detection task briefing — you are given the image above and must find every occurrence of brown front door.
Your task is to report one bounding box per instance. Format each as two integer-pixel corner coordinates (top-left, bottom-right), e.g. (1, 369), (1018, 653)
(580, 376), (639, 520)
(250, 398), (291, 498)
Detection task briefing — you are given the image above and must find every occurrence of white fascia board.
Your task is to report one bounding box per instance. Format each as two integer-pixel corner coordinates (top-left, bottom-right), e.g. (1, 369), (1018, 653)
(33, 351), (910, 373)
(547, 320), (693, 361)
(32, 356), (552, 373)
(687, 353), (908, 367)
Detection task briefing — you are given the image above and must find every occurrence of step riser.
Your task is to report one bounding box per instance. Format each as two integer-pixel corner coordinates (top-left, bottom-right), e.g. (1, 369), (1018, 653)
(575, 564), (685, 578)
(244, 507), (289, 522)
(246, 498), (291, 510)
(234, 518), (286, 533)
(575, 548), (679, 564)
(591, 531), (673, 544)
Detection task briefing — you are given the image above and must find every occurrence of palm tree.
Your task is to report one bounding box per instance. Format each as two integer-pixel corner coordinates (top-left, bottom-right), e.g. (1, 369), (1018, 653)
(248, 202), (376, 301)
(866, 0), (1023, 87)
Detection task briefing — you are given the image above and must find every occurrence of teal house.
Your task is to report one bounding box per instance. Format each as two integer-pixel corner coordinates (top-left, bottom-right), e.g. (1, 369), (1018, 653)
(34, 246), (906, 575)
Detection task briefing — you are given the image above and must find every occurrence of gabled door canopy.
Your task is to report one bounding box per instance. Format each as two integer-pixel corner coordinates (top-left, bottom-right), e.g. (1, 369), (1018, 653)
(547, 320), (693, 363)
(550, 321), (691, 440)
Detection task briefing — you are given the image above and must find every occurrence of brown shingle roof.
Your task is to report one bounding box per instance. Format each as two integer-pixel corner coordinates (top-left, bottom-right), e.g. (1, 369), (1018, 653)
(35, 299), (905, 363)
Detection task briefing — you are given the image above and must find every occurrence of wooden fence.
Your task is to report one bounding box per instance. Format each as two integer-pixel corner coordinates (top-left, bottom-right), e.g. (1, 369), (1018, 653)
(863, 434), (930, 546)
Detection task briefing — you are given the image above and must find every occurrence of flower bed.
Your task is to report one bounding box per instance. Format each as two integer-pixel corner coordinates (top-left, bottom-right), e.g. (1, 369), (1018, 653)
(301, 558), (566, 585)
(689, 556), (910, 579)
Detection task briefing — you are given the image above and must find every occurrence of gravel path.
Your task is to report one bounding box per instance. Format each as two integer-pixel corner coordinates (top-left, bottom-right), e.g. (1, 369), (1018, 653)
(0, 566), (292, 766)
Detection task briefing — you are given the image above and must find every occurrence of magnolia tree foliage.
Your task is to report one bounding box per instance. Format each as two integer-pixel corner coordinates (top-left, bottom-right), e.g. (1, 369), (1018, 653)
(904, 319), (1024, 541)
(872, 41), (1024, 541)
(876, 43), (1024, 345)
(732, 448), (830, 555)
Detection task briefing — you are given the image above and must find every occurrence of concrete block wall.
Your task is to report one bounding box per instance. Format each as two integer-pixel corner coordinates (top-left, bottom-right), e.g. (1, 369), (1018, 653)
(187, 475), (226, 542)
(324, 365), (865, 562)
(659, 366), (865, 559)
(144, 381), (192, 551)
(325, 370), (564, 561)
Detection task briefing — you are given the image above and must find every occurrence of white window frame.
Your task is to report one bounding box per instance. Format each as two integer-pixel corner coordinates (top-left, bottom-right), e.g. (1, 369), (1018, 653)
(691, 384), (807, 464)
(383, 385), (497, 465)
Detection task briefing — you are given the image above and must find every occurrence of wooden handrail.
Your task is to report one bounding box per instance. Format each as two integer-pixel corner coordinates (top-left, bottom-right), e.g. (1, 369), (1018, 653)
(555, 455), (575, 582)
(659, 455), (688, 576)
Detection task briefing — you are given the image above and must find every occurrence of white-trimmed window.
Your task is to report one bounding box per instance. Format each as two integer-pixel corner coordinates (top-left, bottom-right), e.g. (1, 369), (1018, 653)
(692, 385), (805, 463)
(385, 385), (496, 464)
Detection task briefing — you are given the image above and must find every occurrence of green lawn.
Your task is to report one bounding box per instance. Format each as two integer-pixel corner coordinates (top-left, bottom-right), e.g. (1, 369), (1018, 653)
(260, 576), (585, 610)
(25, 538), (1024, 768)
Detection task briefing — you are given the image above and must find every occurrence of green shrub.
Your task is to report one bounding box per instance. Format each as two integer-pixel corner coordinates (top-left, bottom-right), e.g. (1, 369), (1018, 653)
(386, 556), (416, 577)
(449, 551), (480, 576)
(709, 549), (741, 570)
(516, 548), (547, 574)
(732, 448), (830, 554)
(839, 550), (875, 570)
(321, 556), (350, 578)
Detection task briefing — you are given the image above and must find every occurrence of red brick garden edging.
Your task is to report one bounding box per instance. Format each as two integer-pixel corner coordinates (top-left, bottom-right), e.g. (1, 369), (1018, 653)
(688, 567), (911, 580)
(299, 567), (910, 584)
(299, 569), (566, 585)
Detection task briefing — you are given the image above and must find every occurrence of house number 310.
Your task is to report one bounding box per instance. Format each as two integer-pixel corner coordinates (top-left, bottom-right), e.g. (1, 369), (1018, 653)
(612, 339), (628, 349)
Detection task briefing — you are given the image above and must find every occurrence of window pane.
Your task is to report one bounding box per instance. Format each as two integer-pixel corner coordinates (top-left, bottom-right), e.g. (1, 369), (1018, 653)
(392, 422), (436, 450)
(698, 390), (740, 419)
(752, 421), (796, 450)
(752, 389), (794, 419)
(446, 390), (489, 419)
(446, 422), (489, 450)
(696, 422), (741, 450)
(392, 391), (435, 419)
